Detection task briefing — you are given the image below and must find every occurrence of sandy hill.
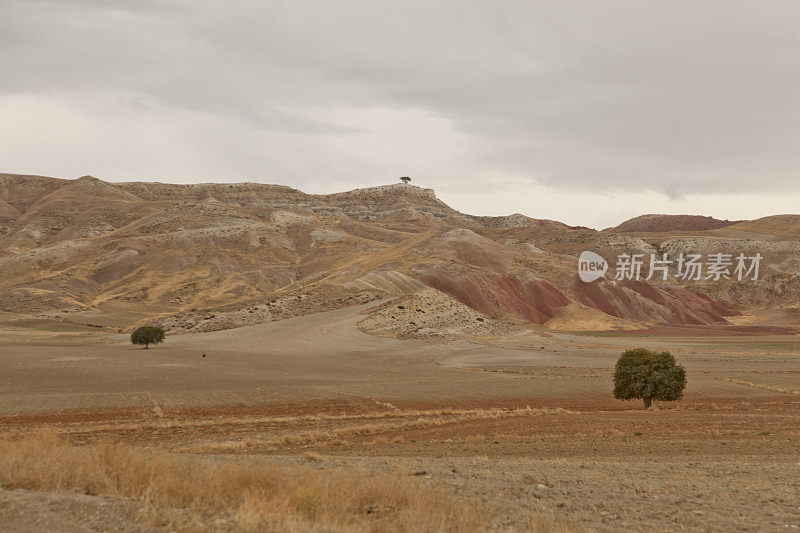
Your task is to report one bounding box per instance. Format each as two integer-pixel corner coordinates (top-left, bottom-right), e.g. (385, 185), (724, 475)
(605, 214), (741, 233)
(720, 215), (800, 239)
(1, 172), (799, 334)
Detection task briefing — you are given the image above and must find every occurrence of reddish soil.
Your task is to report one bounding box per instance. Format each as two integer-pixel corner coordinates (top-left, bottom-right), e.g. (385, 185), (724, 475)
(574, 278), (736, 325)
(600, 324), (798, 336)
(416, 270), (569, 324)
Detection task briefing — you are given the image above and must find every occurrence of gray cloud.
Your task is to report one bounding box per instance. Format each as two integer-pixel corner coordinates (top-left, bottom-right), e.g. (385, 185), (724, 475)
(1, 0), (799, 225)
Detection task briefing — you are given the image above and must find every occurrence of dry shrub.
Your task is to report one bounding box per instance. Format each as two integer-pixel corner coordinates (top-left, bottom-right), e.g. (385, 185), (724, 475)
(0, 430), (482, 532)
(302, 451), (323, 462)
(521, 473), (550, 487)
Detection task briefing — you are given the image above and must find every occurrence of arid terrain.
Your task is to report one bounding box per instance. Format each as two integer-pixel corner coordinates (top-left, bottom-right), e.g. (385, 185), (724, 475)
(1, 174), (800, 531)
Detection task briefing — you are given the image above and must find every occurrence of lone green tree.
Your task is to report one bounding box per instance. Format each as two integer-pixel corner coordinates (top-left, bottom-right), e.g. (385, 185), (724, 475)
(131, 326), (165, 349)
(613, 348), (686, 408)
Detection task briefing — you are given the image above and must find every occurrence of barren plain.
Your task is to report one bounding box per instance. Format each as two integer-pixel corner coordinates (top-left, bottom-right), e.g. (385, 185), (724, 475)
(1, 304), (799, 531)
(1, 175), (800, 531)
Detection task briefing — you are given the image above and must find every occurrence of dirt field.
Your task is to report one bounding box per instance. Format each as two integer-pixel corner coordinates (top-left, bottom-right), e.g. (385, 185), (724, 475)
(1, 305), (799, 531)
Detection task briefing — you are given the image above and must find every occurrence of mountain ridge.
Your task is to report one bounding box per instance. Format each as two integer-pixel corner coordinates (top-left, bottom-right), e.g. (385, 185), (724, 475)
(1, 172), (798, 335)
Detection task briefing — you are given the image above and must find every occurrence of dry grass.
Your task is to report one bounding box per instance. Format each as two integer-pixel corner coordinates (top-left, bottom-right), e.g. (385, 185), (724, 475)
(723, 377), (800, 395)
(183, 407), (571, 454)
(0, 430), (483, 532)
(302, 451), (323, 462)
(21, 407), (573, 443)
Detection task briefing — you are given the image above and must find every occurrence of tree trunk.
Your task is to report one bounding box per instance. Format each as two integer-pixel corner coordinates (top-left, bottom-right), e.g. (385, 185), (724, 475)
(643, 397), (652, 408)
(145, 344), (149, 349)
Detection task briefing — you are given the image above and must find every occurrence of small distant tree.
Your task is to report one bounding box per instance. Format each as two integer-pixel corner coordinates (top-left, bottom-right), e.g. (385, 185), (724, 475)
(613, 348), (686, 408)
(131, 326), (165, 349)
(399, 176), (411, 184)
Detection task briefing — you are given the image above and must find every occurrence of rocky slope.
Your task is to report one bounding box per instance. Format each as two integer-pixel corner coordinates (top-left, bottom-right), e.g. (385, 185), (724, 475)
(1, 173), (799, 334)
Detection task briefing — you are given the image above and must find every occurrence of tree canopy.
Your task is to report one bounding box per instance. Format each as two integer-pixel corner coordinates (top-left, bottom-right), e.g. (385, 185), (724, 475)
(613, 348), (686, 408)
(131, 326), (165, 349)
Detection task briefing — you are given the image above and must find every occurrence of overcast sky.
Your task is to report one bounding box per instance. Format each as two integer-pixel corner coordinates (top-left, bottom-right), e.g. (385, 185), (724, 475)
(2, 1), (799, 228)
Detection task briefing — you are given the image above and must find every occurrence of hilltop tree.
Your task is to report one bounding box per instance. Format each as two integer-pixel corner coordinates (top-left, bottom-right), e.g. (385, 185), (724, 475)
(399, 176), (411, 184)
(131, 326), (165, 349)
(613, 348), (686, 408)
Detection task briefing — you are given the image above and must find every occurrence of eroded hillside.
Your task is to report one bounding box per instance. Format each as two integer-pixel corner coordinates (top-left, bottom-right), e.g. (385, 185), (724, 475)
(1, 173), (799, 334)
